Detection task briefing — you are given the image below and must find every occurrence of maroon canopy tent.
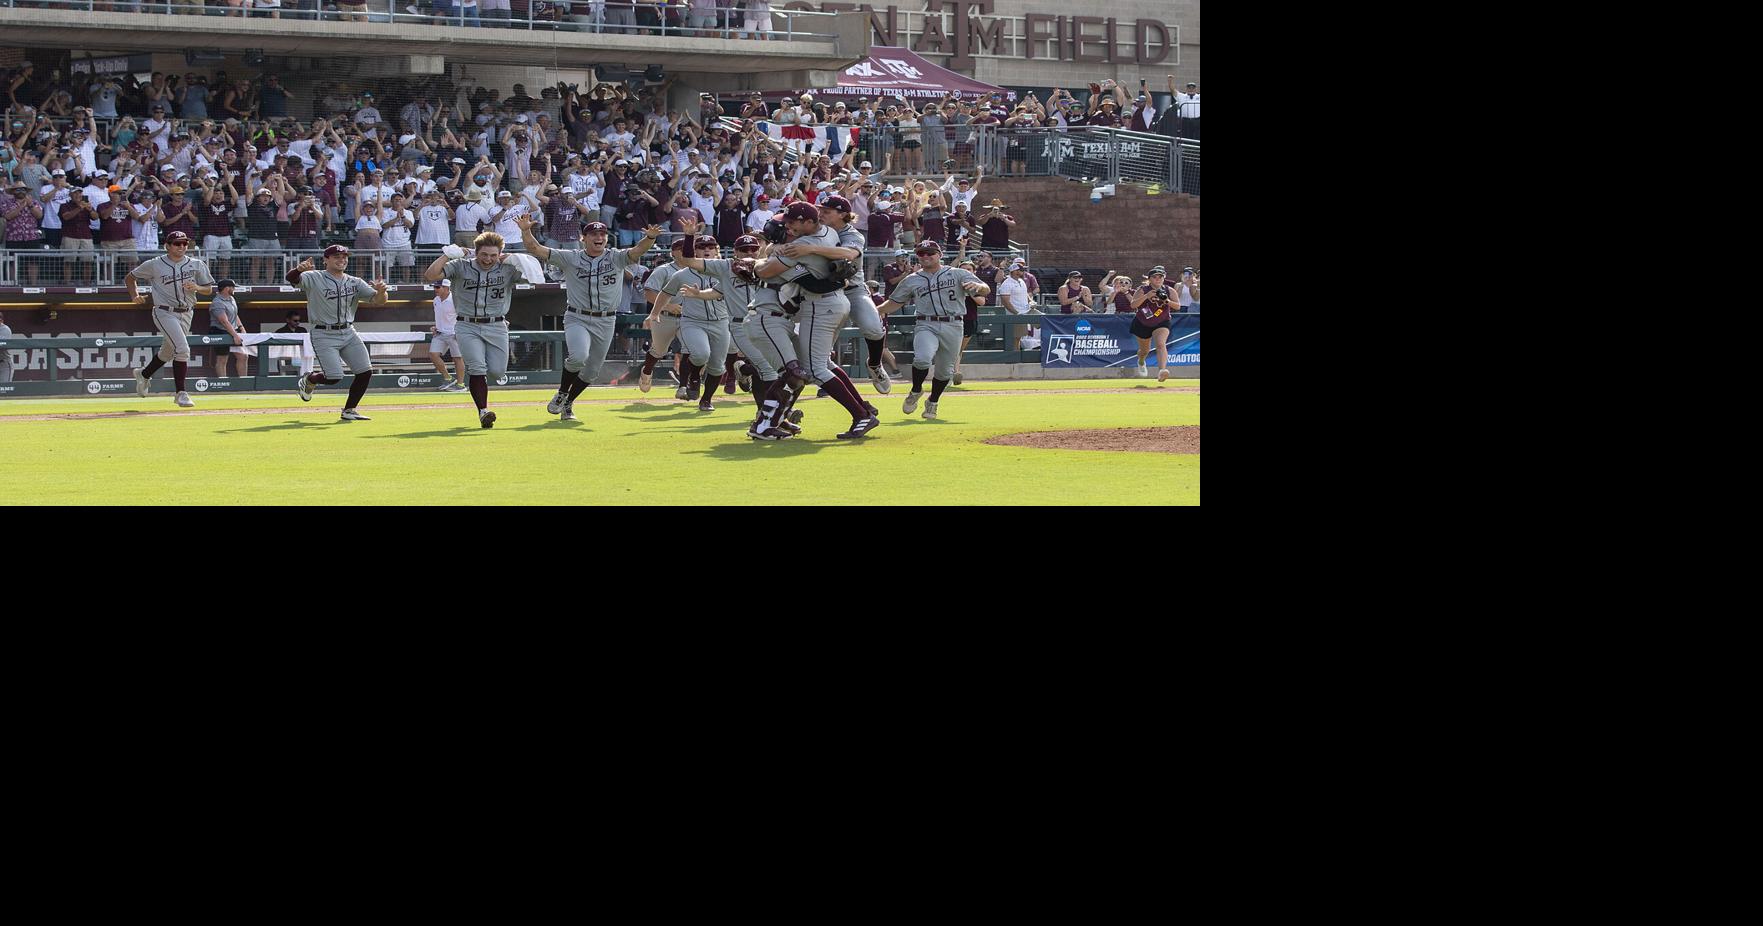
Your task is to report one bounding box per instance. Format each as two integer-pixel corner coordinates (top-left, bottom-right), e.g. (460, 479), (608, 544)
(758, 47), (1016, 102)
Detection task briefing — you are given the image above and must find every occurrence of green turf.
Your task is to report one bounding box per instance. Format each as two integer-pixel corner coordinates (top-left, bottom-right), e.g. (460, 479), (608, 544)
(1, 380), (1199, 505)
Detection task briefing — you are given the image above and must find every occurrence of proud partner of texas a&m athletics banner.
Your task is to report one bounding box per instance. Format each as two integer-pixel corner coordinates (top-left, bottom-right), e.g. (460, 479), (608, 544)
(1040, 314), (1200, 368)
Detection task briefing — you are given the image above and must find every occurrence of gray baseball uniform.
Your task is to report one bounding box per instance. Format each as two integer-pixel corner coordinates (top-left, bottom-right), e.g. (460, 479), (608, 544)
(660, 259), (733, 377)
(889, 267), (980, 381)
(836, 223), (885, 342)
(749, 281), (798, 378)
(644, 261), (684, 359)
(549, 245), (634, 382)
(773, 224), (851, 384)
(442, 257), (516, 379)
(132, 255), (216, 363)
(727, 272), (777, 382)
(0, 322), (13, 382)
(295, 269), (379, 378)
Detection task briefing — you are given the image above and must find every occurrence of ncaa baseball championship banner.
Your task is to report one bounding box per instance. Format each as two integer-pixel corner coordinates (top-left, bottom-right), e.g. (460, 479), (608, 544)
(1040, 314), (1200, 368)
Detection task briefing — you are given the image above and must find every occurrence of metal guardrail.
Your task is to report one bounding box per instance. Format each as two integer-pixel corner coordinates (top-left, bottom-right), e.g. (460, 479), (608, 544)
(0, 0), (840, 40)
(0, 234), (722, 289)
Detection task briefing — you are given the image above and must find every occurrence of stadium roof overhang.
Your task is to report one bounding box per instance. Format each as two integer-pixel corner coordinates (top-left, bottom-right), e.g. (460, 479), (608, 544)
(0, 9), (871, 76)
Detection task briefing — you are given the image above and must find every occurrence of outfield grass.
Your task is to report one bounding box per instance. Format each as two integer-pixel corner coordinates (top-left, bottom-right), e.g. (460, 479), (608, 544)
(1, 379), (1199, 505)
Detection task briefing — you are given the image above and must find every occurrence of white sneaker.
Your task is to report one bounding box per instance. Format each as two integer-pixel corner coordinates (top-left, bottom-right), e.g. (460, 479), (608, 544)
(295, 374), (314, 402)
(438, 379), (456, 391)
(339, 408), (372, 421)
(547, 391), (567, 415)
(638, 370), (653, 393)
(922, 400), (938, 420)
(560, 403), (578, 422)
(447, 382), (468, 393)
(869, 365), (893, 394)
(1158, 368), (1169, 383)
(902, 391), (922, 415)
(1136, 364), (1149, 378)
(675, 384), (689, 400)
(133, 368), (151, 397)
(175, 391), (195, 408)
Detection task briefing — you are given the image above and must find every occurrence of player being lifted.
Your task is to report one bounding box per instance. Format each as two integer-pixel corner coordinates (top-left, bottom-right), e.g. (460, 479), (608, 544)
(813, 194), (892, 394)
(518, 215), (660, 422)
(422, 232), (519, 429)
(284, 244), (390, 421)
(761, 202), (879, 439)
(128, 230), (216, 408)
(874, 241), (990, 420)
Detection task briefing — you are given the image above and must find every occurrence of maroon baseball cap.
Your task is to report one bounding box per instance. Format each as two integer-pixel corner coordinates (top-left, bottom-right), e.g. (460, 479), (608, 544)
(324, 244), (351, 258)
(165, 231), (192, 245)
(818, 194), (852, 214)
(581, 221), (609, 234)
(914, 241), (943, 256)
(733, 234), (762, 252)
(693, 234), (719, 250)
(782, 202), (819, 222)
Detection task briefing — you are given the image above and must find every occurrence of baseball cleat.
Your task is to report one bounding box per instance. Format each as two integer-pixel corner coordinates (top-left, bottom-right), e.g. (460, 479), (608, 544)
(902, 391), (922, 415)
(722, 375), (737, 395)
(837, 415), (881, 439)
(953, 372), (963, 386)
(438, 379), (456, 391)
(295, 374), (314, 402)
(1136, 364), (1149, 378)
(778, 421), (802, 436)
(747, 426), (786, 441)
(815, 387), (829, 399)
(175, 391), (195, 408)
(698, 399), (715, 413)
(560, 404), (578, 422)
(133, 368), (151, 397)
(479, 409), (497, 429)
(1158, 368), (1170, 383)
(788, 409), (804, 425)
(738, 370), (753, 393)
(685, 379), (701, 401)
(448, 382), (469, 393)
(674, 384), (689, 400)
(869, 366), (893, 394)
(638, 370), (653, 392)
(547, 392), (567, 414)
(922, 400), (938, 420)
(339, 408), (372, 421)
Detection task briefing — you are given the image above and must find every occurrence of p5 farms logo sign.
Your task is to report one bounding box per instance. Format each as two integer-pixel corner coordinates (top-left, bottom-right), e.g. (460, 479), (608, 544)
(85, 380), (133, 394)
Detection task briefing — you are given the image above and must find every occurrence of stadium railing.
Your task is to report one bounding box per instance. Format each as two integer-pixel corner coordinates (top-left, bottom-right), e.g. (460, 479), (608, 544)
(0, 1), (841, 41)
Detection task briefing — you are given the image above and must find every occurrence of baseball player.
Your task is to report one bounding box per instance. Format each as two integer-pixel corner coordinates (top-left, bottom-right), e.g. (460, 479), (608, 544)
(518, 216), (659, 421)
(283, 245), (389, 422)
(428, 281), (467, 392)
(722, 235), (782, 424)
(874, 241), (990, 420)
(655, 233), (738, 414)
(128, 230), (216, 408)
(422, 232), (519, 429)
(755, 202), (879, 439)
(815, 194), (892, 394)
(640, 237), (695, 399)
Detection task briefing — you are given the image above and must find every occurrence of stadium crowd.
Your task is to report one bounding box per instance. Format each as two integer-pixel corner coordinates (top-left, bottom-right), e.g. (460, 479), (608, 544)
(3, 54), (1197, 322)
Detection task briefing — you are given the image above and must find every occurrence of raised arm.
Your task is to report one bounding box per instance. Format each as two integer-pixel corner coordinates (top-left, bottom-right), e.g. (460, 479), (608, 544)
(422, 254), (450, 283)
(516, 213), (551, 263)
